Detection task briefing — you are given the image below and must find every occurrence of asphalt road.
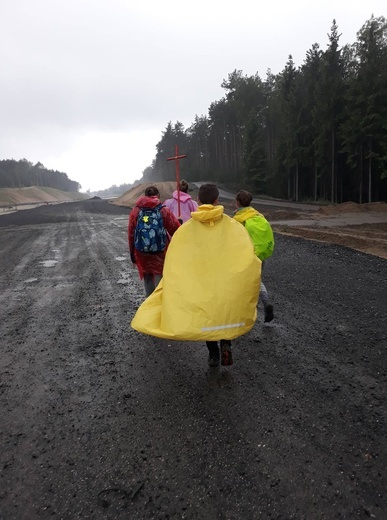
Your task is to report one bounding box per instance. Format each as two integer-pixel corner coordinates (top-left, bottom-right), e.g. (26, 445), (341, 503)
(1, 199), (386, 520)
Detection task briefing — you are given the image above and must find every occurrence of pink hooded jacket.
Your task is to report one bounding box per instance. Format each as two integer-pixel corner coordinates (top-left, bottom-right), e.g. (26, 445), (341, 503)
(163, 191), (198, 223)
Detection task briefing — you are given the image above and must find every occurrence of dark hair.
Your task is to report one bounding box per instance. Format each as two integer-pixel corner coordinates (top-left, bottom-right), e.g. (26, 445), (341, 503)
(236, 190), (253, 207)
(180, 180), (189, 193)
(198, 183), (219, 204)
(145, 186), (160, 197)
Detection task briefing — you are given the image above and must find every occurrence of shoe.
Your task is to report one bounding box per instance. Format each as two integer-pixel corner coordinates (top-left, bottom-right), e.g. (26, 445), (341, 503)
(264, 304), (274, 323)
(220, 340), (233, 366)
(207, 342), (220, 367)
(208, 355), (220, 367)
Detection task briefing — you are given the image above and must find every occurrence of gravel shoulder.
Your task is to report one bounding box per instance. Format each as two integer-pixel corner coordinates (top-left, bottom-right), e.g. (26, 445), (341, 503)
(1, 199), (386, 519)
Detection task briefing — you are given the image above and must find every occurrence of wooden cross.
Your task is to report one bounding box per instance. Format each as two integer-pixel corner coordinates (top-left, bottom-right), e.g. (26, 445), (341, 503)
(167, 144), (187, 219)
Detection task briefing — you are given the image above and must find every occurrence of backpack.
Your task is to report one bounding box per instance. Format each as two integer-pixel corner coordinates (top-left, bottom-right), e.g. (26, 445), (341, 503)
(134, 204), (167, 253)
(245, 215), (275, 261)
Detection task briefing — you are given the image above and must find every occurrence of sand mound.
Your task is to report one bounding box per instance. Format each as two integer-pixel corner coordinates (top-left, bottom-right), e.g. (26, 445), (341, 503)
(319, 201), (367, 215)
(112, 181), (177, 208)
(266, 209), (303, 221)
(0, 187), (86, 205)
(363, 202), (387, 212)
(319, 201), (387, 216)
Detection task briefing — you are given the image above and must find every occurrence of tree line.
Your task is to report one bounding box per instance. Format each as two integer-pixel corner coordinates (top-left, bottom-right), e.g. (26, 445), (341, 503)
(0, 159), (81, 192)
(143, 16), (387, 203)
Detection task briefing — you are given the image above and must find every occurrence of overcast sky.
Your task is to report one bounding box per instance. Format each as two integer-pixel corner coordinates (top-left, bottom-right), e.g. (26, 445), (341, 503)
(1, 1), (385, 192)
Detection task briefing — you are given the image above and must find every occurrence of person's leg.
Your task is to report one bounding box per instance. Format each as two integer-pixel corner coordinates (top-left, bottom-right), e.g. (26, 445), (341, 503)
(259, 262), (274, 323)
(220, 340), (233, 366)
(206, 341), (220, 367)
(153, 273), (162, 290)
(264, 303), (274, 322)
(261, 280), (274, 322)
(143, 273), (156, 297)
(260, 281), (269, 307)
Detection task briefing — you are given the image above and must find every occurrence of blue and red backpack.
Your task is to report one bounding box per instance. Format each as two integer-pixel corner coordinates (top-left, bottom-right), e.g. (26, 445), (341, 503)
(134, 204), (167, 253)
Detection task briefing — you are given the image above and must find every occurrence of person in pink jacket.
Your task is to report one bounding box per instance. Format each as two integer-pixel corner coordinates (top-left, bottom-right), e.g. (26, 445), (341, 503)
(163, 180), (198, 223)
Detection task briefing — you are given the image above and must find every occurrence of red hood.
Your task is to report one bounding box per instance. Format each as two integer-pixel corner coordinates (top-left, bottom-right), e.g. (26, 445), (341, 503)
(135, 195), (161, 208)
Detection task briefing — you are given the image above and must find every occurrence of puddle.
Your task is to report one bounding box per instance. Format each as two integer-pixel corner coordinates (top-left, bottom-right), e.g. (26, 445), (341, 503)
(54, 282), (74, 289)
(40, 260), (58, 267)
(24, 278), (38, 284)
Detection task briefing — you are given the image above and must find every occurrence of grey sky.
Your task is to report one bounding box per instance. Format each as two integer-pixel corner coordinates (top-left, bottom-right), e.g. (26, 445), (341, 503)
(1, 0), (385, 191)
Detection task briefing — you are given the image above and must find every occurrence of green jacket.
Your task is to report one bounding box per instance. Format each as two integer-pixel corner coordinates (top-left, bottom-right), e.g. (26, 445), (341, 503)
(233, 206), (275, 261)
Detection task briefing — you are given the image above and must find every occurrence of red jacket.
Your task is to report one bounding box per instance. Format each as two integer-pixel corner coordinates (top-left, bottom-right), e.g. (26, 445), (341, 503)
(128, 195), (180, 279)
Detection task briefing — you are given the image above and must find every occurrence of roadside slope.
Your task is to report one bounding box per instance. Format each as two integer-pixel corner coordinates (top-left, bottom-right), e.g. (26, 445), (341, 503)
(112, 181), (176, 208)
(0, 186), (88, 207)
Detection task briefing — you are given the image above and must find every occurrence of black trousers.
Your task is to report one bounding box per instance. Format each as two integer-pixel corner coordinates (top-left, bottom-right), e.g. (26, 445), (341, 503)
(206, 341), (219, 355)
(206, 340), (232, 354)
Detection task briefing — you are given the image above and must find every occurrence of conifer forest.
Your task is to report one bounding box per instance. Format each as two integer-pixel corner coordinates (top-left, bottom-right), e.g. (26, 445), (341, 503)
(145, 17), (387, 203)
(0, 159), (81, 192)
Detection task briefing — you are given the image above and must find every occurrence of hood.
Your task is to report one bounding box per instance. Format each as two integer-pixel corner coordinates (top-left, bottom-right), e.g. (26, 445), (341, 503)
(135, 195), (161, 208)
(172, 191), (192, 203)
(233, 206), (262, 223)
(191, 204), (224, 226)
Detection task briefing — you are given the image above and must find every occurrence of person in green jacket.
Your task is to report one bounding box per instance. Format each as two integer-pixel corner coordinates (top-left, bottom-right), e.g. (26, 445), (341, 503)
(233, 190), (275, 323)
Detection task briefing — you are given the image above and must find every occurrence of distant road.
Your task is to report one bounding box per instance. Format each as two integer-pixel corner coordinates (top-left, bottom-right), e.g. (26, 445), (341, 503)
(191, 182), (320, 211)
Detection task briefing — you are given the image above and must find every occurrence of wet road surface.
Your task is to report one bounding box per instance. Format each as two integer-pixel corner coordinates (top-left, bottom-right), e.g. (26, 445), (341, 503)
(0, 199), (386, 519)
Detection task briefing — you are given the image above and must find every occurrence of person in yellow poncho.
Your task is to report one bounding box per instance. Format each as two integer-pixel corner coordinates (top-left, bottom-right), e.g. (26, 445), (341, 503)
(131, 183), (261, 367)
(233, 190), (275, 323)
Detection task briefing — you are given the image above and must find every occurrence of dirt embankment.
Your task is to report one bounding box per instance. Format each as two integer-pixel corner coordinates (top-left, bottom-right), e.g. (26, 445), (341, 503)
(112, 181), (177, 208)
(318, 201), (387, 215)
(275, 223), (387, 260)
(0, 186), (88, 210)
(272, 202), (387, 260)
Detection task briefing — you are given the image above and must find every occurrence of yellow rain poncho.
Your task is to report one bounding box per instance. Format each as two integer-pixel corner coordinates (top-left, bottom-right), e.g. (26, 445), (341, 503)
(131, 204), (261, 341)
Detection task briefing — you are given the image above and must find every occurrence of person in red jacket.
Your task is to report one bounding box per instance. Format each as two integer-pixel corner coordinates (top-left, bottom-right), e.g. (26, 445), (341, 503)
(128, 186), (180, 297)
